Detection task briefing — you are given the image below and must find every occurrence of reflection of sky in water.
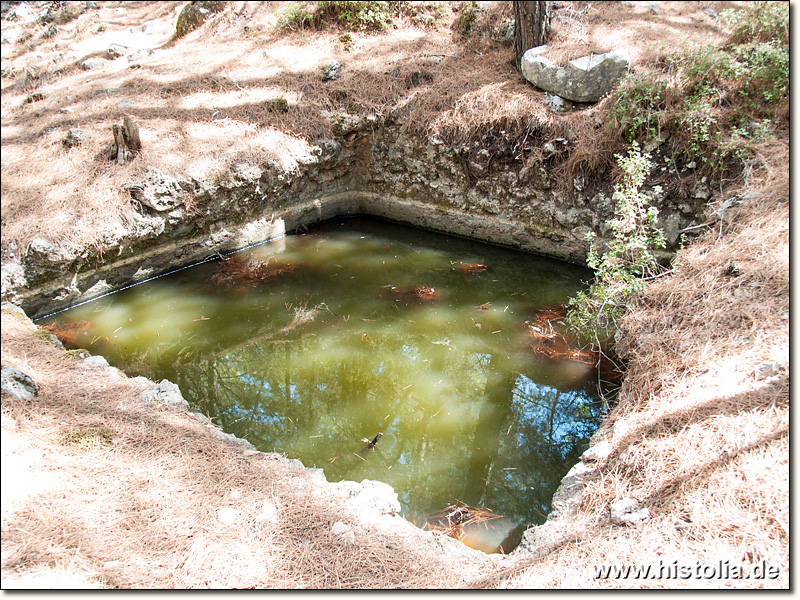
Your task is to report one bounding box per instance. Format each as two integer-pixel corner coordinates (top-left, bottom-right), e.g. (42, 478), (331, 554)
(46, 218), (604, 541)
(513, 374), (598, 457)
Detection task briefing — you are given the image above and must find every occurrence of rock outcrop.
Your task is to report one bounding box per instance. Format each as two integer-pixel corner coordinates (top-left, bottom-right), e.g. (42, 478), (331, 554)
(1, 112), (707, 319)
(175, 1), (226, 38)
(610, 497), (651, 525)
(322, 60), (343, 81)
(63, 128), (88, 148)
(1, 365), (39, 402)
(128, 167), (186, 212)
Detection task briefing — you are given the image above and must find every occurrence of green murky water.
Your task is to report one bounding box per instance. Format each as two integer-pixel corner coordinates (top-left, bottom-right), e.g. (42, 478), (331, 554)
(45, 217), (603, 552)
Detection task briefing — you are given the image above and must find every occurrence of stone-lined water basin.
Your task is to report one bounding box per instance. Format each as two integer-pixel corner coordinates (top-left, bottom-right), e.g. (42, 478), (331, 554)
(42, 217), (604, 553)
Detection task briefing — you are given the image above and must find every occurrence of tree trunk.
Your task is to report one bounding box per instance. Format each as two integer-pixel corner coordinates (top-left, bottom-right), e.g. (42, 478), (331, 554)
(110, 116), (142, 164)
(513, 1), (552, 71)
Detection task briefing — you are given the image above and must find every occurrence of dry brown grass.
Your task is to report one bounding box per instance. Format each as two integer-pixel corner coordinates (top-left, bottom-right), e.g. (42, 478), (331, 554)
(545, 1), (738, 63)
(2, 309), (479, 589)
(482, 128), (789, 590)
(1, 1), (743, 257)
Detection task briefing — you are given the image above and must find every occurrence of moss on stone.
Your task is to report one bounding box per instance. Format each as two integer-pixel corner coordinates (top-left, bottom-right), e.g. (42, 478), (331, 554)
(62, 426), (115, 451)
(175, 1), (227, 38)
(32, 328), (60, 345)
(453, 1), (479, 37)
(209, 170), (233, 187)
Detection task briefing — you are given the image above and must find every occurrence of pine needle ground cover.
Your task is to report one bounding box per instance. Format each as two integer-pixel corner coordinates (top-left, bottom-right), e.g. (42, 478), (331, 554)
(1, 1), (788, 589)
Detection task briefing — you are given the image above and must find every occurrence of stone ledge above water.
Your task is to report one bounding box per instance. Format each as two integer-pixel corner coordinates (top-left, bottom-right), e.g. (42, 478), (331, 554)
(6, 190), (590, 320)
(2, 119), (708, 321)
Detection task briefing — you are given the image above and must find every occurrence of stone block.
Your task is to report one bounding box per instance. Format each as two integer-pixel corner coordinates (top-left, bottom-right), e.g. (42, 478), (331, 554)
(521, 45), (630, 103)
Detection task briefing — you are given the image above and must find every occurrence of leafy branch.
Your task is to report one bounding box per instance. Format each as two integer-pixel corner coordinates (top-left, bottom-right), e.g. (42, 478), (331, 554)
(567, 143), (666, 346)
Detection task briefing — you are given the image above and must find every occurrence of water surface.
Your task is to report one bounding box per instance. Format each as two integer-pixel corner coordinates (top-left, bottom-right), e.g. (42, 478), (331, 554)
(46, 218), (603, 551)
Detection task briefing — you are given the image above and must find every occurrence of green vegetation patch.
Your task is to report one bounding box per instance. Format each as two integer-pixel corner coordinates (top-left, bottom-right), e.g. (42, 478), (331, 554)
(565, 2), (788, 358)
(452, 0), (479, 36)
(567, 143), (665, 346)
(605, 1), (787, 182)
(722, 0), (789, 44)
(63, 427), (116, 452)
(277, 1), (447, 32)
(24, 92), (47, 104)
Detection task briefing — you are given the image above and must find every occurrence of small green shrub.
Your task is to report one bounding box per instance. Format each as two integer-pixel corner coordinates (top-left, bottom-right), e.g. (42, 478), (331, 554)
(411, 1), (450, 28)
(567, 143), (665, 344)
(63, 427), (116, 452)
(735, 41), (789, 106)
(681, 92), (717, 160)
(338, 1), (397, 30)
(673, 40), (785, 166)
(722, 0), (789, 45)
(607, 75), (667, 144)
(56, 9), (77, 24)
(677, 38), (788, 112)
(606, 0), (787, 180)
(278, 1), (404, 32)
(678, 44), (739, 89)
(453, 0), (479, 36)
(24, 92), (47, 104)
(707, 118), (771, 175)
(277, 1), (448, 32)
(339, 32), (355, 51)
(277, 2), (317, 30)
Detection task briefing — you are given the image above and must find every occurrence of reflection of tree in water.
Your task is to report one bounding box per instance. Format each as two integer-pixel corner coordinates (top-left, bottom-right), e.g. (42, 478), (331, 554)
(168, 322), (600, 528)
(487, 377), (601, 525)
(429, 354), (600, 527)
(45, 219), (601, 536)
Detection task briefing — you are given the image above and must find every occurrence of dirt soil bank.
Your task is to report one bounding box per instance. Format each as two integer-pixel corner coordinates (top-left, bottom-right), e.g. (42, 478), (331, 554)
(1, 0), (789, 589)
